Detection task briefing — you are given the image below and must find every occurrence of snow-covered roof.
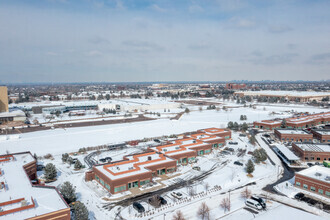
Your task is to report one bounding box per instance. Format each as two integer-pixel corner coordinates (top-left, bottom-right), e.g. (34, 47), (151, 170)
(294, 143), (330, 152)
(94, 152), (176, 180)
(297, 166), (330, 183)
(0, 153), (68, 220)
(235, 90), (330, 97)
(275, 144), (300, 161)
(0, 110), (25, 118)
(276, 129), (310, 135)
(312, 130), (330, 136)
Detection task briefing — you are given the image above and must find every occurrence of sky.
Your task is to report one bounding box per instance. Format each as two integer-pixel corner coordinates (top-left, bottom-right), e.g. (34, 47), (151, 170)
(0, 0), (330, 83)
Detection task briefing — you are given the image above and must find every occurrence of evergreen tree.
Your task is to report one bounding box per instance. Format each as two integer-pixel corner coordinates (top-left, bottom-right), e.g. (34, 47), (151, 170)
(242, 122), (248, 131)
(44, 163), (57, 180)
(184, 108), (190, 113)
(253, 149), (268, 163)
(74, 160), (83, 170)
(281, 119), (287, 128)
(227, 121), (234, 129)
(72, 202), (89, 220)
(233, 122), (239, 130)
(62, 153), (69, 163)
(105, 94), (110, 100)
(60, 181), (77, 204)
(246, 159), (255, 174)
(240, 115), (244, 120)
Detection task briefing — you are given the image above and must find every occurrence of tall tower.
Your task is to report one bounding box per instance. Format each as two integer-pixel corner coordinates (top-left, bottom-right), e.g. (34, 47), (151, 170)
(0, 86), (9, 112)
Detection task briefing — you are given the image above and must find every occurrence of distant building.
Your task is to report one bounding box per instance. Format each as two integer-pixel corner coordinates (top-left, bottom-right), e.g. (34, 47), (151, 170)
(274, 129), (313, 143)
(292, 143), (330, 161)
(0, 86), (9, 113)
(294, 166), (330, 198)
(286, 112), (330, 129)
(225, 83), (246, 90)
(0, 152), (70, 219)
(253, 120), (281, 130)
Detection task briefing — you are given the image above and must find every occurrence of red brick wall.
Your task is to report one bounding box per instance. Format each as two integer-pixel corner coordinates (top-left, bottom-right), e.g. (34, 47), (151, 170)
(295, 173), (330, 198)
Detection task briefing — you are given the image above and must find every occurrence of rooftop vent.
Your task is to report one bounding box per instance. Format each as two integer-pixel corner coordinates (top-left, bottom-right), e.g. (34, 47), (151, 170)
(325, 176), (330, 181)
(315, 172), (322, 177)
(175, 147), (180, 150)
(148, 156), (152, 161)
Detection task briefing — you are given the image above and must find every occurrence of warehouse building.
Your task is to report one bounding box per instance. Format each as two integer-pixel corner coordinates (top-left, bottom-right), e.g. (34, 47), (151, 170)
(0, 152), (70, 219)
(294, 166), (330, 198)
(274, 129), (313, 143)
(292, 143), (330, 162)
(286, 112), (330, 129)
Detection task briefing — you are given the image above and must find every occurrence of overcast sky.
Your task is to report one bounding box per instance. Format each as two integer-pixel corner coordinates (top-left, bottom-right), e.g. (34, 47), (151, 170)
(0, 0), (330, 83)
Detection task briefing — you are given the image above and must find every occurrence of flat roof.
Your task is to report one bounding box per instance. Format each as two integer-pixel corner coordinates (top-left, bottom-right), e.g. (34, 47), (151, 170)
(0, 153), (68, 220)
(294, 143), (330, 152)
(275, 144), (300, 161)
(235, 90), (330, 97)
(313, 130), (330, 136)
(297, 166), (330, 183)
(94, 152), (176, 180)
(256, 120), (281, 125)
(276, 129), (311, 135)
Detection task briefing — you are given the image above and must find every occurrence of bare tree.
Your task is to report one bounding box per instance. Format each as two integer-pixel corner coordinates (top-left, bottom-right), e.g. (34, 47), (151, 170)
(173, 210), (186, 220)
(149, 195), (161, 207)
(220, 197), (231, 212)
(204, 182), (210, 192)
(240, 187), (251, 199)
(188, 186), (195, 197)
(197, 202), (210, 220)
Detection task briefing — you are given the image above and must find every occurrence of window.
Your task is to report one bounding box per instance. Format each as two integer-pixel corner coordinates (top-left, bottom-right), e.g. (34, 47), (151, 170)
(140, 179), (150, 185)
(105, 183), (110, 191)
(304, 157), (309, 161)
(303, 184), (308, 189)
(167, 168), (175, 173)
(310, 157), (314, 160)
(317, 157), (320, 161)
(296, 182), (301, 187)
(95, 175), (100, 181)
(326, 191), (330, 197)
(318, 189), (323, 194)
(310, 186), (316, 191)
(114, 185), (126, 193)
(100, 179), (104, 186)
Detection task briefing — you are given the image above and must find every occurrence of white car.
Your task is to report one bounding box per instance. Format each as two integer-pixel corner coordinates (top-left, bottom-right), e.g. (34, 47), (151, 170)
(171, 192), (183, 199)
(245, 199), (263, 210)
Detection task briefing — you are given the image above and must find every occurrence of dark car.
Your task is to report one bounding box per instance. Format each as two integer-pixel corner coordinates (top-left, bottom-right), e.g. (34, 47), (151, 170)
(99, 158), (107, 163)
(251, 196), (266, 209)
(154, 139), (161, 143)
(307, 163), (314, 167)
(105, 157), (112, 162)
(228, 142), (238, 145)
(263, 134), (270, 138)
(294, 192), (305, 200)
(239, 134), (247, 137)
(159, 196), (167, 205)
(133, 202), (145, 213)
(36, 164), (45, 171)
(234, 161), (243, 166)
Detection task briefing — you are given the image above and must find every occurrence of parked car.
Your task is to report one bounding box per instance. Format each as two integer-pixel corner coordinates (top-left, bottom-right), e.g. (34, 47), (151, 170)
(133, 202), (145, 213)
(263, 134), (270, 138)
(247, 151), (253, 155)
(171, 192), (183, 199)
(307, 163), (314, 167)
(239, 134), (247, 137)
(104, 157), (112, 162)
(294, 193), (305, 200)
(159, 196), (167, 205)
(228, 142), (238, 145)
(37, 164), (45, 171)
(154, 139), (161, 143)
(234, 161), (243, 166)
(251, 196), (266, 209)
(245, 199), (263, 210)
(192, 166), (201, 171)
(99, 158), (107, 163)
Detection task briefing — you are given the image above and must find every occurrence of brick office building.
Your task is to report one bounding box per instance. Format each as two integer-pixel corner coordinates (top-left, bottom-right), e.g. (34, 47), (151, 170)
(274, 129), (313, 142)
(86, 128), (231, 194)
(294, 166), (330, 198)
(253, 120), (281, 130)
(292, 143), (330, 162)
(286, 112), (330, 129)
(225, 83), (246, 90)
(86, 151), (177, 194)
(0, 152), (70, 220)
(311, 130), (330, 143)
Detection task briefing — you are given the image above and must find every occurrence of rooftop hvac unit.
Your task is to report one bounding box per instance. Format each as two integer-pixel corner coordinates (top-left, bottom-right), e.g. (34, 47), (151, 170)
(193, 140), (196, 143)
(128, 167), (133, 170)
(148, 156), (152, 161)
(164, 149), (167, 152)
(21, 200), (27, 207)
(325, 176), (330, 181)
(315, 172), (322, 177)
(175, 147), (180, 150)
